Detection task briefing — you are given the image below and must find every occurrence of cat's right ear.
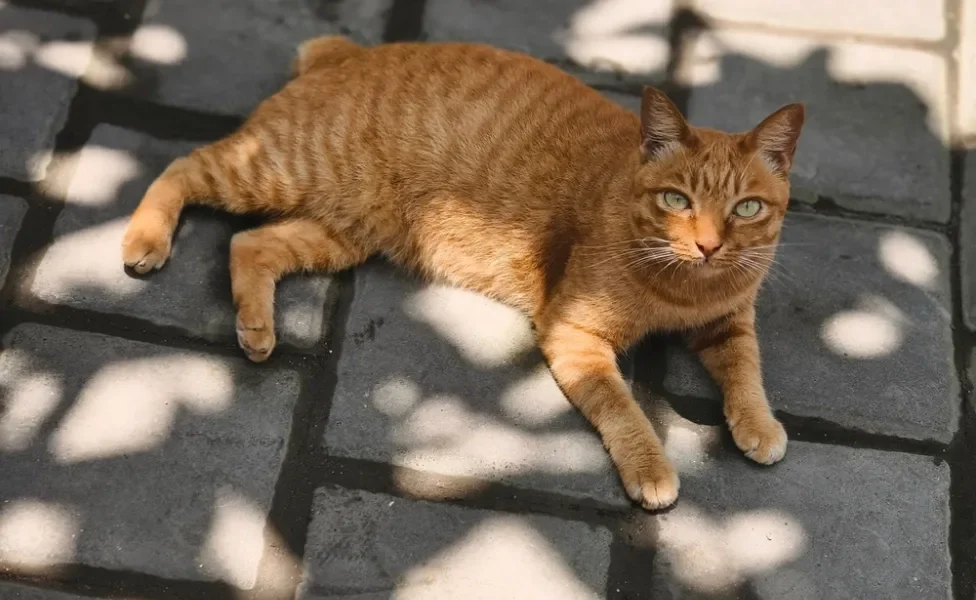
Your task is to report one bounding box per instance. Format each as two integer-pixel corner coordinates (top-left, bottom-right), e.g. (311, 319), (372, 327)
(640, 87), (695, 160)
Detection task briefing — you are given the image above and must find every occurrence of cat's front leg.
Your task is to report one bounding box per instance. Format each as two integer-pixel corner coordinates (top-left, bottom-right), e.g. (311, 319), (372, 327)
(686, 305), (787, 464)
(539, 321), (678, 510)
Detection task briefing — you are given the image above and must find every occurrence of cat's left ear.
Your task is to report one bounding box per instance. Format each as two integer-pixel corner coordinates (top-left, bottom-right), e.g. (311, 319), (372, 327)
(744, 104), (805, 175)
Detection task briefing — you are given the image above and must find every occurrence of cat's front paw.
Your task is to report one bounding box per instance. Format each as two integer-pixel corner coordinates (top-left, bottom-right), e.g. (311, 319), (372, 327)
(236, 318), (276, 363)
(730, 413), (787, 465)
(615, 449), (679, 510)
(122, 212), (172, 274)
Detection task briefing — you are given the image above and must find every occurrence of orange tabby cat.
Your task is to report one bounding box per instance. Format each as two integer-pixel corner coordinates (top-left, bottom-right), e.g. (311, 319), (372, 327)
(121, 36), (804, 509)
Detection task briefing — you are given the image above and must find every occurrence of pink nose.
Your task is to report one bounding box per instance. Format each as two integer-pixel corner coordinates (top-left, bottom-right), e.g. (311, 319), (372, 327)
(697, 241), (722, 258)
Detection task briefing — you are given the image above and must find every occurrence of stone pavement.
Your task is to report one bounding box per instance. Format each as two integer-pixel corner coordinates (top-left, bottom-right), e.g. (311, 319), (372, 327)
(0, 0), (973, 598)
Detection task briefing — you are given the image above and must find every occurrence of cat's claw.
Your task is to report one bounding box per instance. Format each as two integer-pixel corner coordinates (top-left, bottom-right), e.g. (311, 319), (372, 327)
(618, 455), (680, 510)
(730, 414), (788, 465)
(237, 320), (276, 363)
(122, 218), (172, 274)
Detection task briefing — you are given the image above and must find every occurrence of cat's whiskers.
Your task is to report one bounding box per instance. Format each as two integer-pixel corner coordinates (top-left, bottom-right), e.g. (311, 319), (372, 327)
(737, 248), (797, 286)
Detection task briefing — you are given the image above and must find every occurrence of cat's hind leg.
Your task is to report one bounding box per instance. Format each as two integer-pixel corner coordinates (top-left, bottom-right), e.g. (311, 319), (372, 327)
(230, 219), (369, 362)
(122, 139), (249, 274)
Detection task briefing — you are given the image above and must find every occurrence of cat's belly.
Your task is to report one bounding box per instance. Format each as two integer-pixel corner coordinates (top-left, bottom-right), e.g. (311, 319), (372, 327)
(392, 198), (544, 313)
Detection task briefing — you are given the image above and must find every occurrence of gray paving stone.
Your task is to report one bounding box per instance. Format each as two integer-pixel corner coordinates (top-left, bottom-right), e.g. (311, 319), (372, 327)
(963, 153), (976, 331)
(130, 0), (386, 114)
(651, 440), (950, 599)
(0, 584), (99, 600)
(662, 213), (957, 442)
(960, 0), (976, 138)
(691, 0), (945, 41)
(0, 324), (299, 587)
(30, 125), (336, 352)
(323, 263), (628, 506)
(0, 6), (94, 181)
(0, 195), (28, 289)
(680, 29), (951, 222)
(299, 487), (612, 599)
(423, 0), (672, 76)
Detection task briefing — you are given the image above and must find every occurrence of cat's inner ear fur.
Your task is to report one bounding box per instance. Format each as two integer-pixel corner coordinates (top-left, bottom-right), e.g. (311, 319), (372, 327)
(639, 87), (696, 160)
(743, 104), (806, 175)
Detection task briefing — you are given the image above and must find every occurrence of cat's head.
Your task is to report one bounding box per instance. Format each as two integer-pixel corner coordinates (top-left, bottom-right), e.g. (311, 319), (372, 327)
(627, 87), (804, 280)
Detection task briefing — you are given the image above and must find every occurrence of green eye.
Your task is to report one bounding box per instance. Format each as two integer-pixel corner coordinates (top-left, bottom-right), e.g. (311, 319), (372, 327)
(734, 199), (762, 218)
(663, 191), (690, 210)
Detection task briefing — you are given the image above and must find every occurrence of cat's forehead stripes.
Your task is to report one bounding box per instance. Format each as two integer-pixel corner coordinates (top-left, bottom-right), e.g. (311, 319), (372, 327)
(682, 143), (748, 200)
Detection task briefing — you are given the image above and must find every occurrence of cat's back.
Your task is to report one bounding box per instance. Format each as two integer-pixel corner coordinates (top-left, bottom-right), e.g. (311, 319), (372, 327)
(271, 41), (637, 200)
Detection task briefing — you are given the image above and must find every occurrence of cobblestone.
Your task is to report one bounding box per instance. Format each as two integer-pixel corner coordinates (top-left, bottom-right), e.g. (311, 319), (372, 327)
(0, 324), (299, 587)
(0, 6), (94, 181)
(130, 0), (386, 114)
(323, 263), (627, 506)
(299, 487), (612, 599)
(423, 0), (672, 76)
(651, 440), (950, 599)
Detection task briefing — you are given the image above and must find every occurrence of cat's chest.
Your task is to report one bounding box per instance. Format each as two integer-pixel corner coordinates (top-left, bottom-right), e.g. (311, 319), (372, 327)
(639, 300), (733, 332)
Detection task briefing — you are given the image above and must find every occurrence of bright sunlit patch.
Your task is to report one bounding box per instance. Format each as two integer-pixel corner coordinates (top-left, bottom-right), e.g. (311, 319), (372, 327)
(50, 356), (232, 462)
(564, 35), (669, 74)
(35, 40), (95, 78)
(129, 24), (187, 65)
(395, 516), (602, 599)
(658, 504), (807, 593)
(0, 367), (62, 452)
(500, 365), (571, 427)
(0, 31), (37, 70)
(878, 230), (939, 289)
(200, 487), (267, 590)
(725, 510), (808, 574)
(558, 0), (669, 74)
(567, 0), (672, 37)
(393, 395), (607, 481)
(31, 218), (151, 302)
(404, 286), (535, 368)
(821, 296), (905, 359)
(373, 377), (421, 417)
(64, 145), (142, 206)
(0, 500), (78, 571)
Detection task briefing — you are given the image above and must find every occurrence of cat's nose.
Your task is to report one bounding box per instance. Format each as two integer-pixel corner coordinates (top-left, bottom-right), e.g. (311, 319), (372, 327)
(696, 241), (723, 258)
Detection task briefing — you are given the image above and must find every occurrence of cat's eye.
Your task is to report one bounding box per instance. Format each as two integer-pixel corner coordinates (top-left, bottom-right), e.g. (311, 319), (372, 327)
(734, 199), (763, 218)
(662, 191), (690, 211)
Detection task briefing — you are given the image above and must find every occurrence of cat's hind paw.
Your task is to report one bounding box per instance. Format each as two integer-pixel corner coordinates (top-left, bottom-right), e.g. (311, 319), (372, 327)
(122, 214), (172, 274)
